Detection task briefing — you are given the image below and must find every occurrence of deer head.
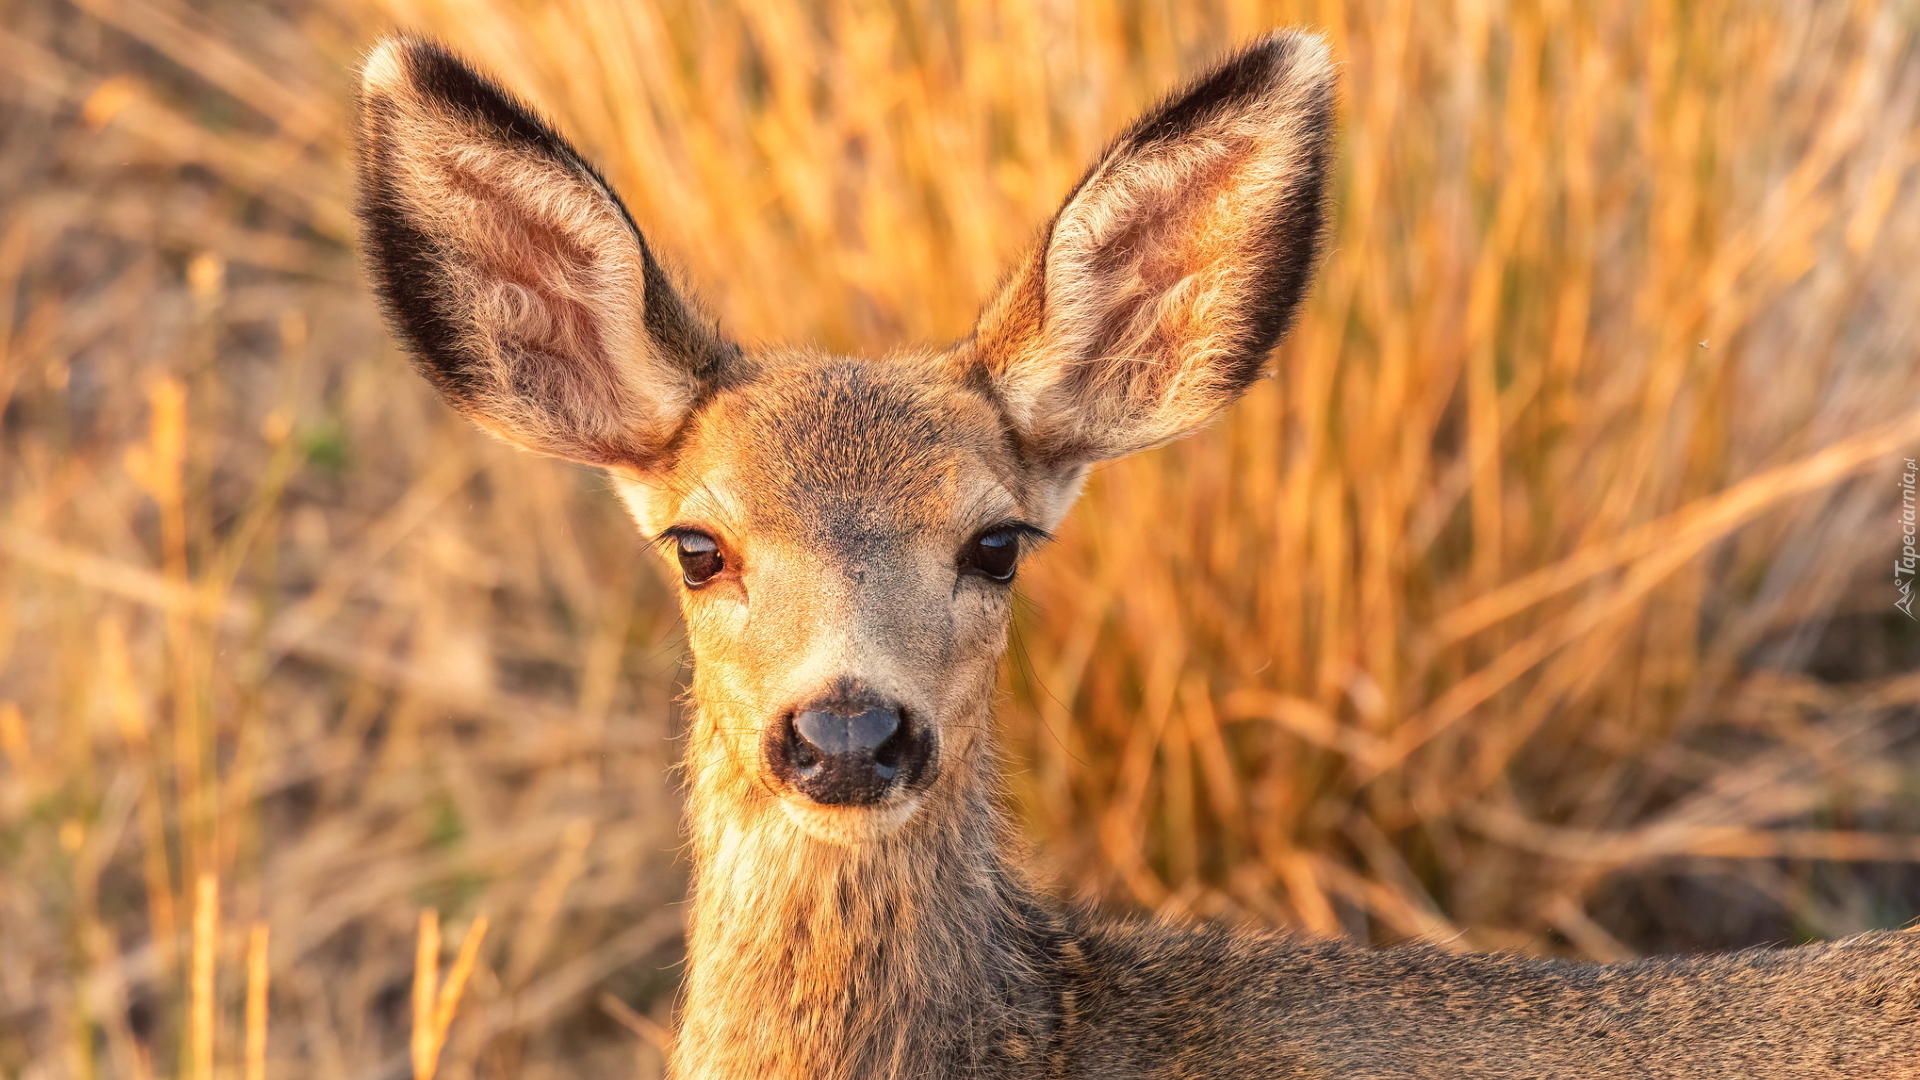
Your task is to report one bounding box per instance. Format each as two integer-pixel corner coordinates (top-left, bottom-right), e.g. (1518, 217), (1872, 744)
(356, 33), (1334, 849)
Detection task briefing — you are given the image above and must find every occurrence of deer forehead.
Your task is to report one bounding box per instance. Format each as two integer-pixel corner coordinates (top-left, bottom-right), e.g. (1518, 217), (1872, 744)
(653, 354), (1024, 549)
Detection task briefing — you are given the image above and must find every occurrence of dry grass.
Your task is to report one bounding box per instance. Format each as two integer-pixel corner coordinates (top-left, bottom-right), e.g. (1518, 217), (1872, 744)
(3, 0), (1919, 1076)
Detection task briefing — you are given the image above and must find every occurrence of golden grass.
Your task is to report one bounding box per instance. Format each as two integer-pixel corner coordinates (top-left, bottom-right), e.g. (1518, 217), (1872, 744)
(189, 874), (216, 1080)
(245, 922), (268, 1080)
(411, 909), (487, 1080)
(3, 0), (1919, 1076)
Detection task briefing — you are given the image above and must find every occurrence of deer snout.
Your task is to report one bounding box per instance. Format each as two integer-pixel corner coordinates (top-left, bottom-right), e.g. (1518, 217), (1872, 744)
(771, 698), (929, 806)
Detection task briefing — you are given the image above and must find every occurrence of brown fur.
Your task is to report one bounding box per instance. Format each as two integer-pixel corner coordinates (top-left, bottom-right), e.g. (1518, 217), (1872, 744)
(355, 30), (1920, 1080)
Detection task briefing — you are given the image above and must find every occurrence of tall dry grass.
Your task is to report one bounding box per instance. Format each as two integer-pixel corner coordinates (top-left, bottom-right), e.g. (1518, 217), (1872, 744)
(2, 0), (1918, 1076)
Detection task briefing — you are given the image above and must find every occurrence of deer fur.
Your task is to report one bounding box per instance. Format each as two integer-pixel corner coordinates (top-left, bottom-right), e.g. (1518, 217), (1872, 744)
(354, 30), (1920, 1080)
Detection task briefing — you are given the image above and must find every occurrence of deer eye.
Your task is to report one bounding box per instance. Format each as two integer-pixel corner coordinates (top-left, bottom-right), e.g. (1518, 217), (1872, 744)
(674, 531), (725, 587)
(959, 527), (1023, 582)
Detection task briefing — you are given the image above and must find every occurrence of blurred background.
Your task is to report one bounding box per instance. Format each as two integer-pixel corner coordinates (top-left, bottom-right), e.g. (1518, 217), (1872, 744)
(5, 0), (1920, 1076)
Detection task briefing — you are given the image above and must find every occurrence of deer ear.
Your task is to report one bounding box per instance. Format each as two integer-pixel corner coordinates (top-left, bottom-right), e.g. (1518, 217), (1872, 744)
(968, 31), (1335, 466)
(355, 36), (740, 469)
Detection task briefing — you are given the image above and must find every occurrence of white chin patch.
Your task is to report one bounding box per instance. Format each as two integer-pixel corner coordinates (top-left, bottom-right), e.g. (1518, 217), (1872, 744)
(776, 793), (923, 846)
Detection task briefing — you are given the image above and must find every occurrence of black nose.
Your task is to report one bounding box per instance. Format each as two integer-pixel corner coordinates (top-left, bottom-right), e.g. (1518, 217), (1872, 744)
(796, 707), (899, 761)
(774, 702), (921, 806)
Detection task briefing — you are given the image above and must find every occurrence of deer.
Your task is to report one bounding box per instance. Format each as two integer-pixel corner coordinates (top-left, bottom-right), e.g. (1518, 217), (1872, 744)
(353, 28), (1920, 1080)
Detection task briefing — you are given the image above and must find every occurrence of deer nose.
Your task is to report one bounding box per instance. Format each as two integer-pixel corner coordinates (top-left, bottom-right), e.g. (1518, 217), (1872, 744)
(779, 704), (908, 806)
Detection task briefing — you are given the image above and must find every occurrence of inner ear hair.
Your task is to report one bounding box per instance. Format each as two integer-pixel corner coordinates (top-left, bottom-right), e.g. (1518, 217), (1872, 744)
(355, 35), (740, 469)
(968, 30), (1336, 466)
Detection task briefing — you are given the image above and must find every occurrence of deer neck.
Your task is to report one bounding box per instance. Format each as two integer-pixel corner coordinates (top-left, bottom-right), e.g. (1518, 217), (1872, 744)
(671, 703), (1068, 1080)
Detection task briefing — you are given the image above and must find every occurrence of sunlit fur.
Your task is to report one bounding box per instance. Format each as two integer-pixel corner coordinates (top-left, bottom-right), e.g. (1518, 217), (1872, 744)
(356, 29), (1920, 1080)
(602, 351), (1063, 1076)
(611, 352), (1030, 846)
